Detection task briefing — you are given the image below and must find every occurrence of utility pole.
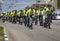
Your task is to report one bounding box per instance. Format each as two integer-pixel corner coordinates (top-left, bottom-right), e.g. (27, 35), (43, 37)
(0, 0), (2, 14)
(36, 0), (40, 10)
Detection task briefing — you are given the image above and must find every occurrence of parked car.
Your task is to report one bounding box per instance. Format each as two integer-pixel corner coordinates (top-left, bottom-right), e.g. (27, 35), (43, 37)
(52, 10), (60, 20)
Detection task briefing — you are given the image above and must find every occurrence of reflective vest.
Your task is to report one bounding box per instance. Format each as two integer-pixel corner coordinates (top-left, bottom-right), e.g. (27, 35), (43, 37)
(12, 11), (17, 16)
(20, 11), (23, 16)
(46, 8), (52, 15)
(5, 13), (7, 16)
(23, 10), (26, 16)
(26, 9), (30, 16)
(1, 14), (3, 16)
(14, 11), (17, 16)
(17, 11), (21, 16)
(11, 12), (14, 17)
(33, 9), (35, 15)
(42, 9), (46, 15)
(35, 10), (38, 16)
(6, 12), (9, 17)
(37, 10), (41, 15)
(28, 9), (34, 15)
(39, 10), (42, 15)
(30, 9), (34, 15)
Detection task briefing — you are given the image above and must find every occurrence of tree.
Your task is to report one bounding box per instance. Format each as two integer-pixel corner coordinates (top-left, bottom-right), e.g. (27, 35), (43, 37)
(57, 0), (60, 9)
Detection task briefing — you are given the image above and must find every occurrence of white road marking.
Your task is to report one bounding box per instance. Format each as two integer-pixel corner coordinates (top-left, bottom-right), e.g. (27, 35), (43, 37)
(5, 38), (8, 41)
(4, 27), (9, 41)
(4, 35), (8, 37)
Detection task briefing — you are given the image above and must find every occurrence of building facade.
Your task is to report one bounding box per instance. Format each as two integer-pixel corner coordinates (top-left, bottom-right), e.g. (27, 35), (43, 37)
(37, 0), (60, 10)
(46, 0), (60, 10)
(57, 0), (60, 9)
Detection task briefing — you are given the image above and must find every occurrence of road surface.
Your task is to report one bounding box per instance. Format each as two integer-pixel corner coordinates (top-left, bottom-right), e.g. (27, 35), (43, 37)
(0, 20), (60, 41)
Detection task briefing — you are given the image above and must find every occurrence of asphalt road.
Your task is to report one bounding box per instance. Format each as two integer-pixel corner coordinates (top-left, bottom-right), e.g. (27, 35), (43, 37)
(0, 20), (60, 41)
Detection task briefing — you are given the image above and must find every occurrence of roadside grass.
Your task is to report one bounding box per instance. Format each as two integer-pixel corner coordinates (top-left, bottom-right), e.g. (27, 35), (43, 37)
(0, 26), (4, 41)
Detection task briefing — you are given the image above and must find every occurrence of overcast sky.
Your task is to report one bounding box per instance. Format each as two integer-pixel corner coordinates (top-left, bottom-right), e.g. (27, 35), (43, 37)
(2, 0), (44, 13)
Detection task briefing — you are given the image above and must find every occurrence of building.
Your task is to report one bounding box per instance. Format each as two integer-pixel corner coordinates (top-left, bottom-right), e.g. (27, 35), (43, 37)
(30, 0), (52, 10)
(57, 0), (60, 9)
(36, 0), (60, 10)
(44, 0), (60, 10)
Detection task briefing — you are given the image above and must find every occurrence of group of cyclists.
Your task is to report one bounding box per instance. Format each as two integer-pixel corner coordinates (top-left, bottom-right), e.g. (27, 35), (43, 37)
(0, 6), (53, 29)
